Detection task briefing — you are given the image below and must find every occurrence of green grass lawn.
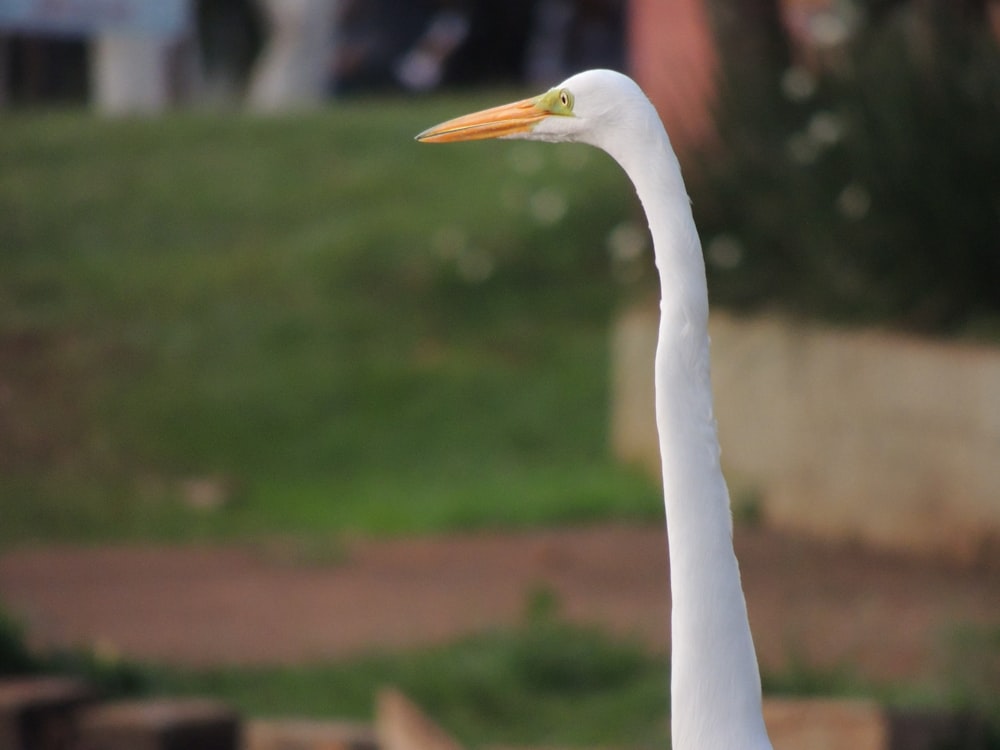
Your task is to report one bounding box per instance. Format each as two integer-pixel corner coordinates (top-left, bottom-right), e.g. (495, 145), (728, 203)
(0, 94), (663, 546)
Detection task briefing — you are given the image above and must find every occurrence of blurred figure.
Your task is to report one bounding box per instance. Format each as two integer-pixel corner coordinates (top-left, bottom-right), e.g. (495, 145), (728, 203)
(0, 0), (194, 114)
(0, 0), (627, 106)
(427, 0), (535, 87)
(247, 0), (339, 111)
(334, 0), (623, 94)
(336, 0), (534, 93)
(197, 0), (264, 105)
(525, 0), (625, 86)
(333, 0), (436, 94)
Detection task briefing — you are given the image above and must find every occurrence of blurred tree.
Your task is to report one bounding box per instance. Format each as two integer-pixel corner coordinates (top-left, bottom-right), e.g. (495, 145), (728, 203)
(691, 0), (1000, 334)
(706, 0), (790, 67)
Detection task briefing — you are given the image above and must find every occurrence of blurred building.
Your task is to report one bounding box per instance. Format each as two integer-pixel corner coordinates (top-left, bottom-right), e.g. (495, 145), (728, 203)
(2, 0), (994, 117)
(0, 0), (197, 112)
(0, 0), (626, 109)
(321, 0), (626, 94)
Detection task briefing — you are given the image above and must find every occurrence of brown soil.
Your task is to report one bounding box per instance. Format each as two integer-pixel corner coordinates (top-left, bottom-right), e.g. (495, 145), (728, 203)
(1, 525), (998, 685)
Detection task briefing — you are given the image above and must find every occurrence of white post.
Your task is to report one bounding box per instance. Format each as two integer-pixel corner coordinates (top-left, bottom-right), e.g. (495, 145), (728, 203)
(92, 34), (173, 115)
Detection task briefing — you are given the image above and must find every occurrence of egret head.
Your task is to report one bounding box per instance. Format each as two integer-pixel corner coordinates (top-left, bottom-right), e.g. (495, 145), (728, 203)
(416, 69), (652, 153)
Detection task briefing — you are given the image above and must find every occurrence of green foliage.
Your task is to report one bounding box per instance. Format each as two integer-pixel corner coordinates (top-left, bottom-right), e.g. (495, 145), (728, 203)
(760, 649), (861, 697)
(0, 604), (150, 697)
(693, 3), (1000, 334)
(0, 608), (36, 675)
(731, 487), (765, 527)
(155, 615), (668, 747)
(42, 648), (152, 699)
(510, 619), (646, 695)
(143, 619), (1000, 748)
(513, 587), (647, 695)
(5, 589), (1000, 747)
(0, 96), (659, 546)
(945, 624), (1000, 722)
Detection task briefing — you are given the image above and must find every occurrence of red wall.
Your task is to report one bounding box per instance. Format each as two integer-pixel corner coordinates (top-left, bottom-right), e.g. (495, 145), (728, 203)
(628, 0), (718, 156)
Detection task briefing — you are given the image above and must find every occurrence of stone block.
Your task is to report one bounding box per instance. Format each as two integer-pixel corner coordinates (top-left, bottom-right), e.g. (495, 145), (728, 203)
(0, 676), (96, 750)
(763, 698), (887, 750)
(76, 698), (239, 750)
(245, 718), (378, 750)
(763, 698), (991, 750)
(886, 709), (989, 750)
(376, 688), (463, 750)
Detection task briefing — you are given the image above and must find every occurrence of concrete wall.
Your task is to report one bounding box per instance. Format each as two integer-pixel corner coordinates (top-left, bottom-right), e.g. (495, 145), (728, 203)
(611, 306), (1000, 561)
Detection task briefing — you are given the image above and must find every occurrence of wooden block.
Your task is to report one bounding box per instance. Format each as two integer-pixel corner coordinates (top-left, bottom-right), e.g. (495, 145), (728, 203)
(0, 676), (96, 750)
(886, 709), (989, 750)
(76, 698), (239, 750)
(376, 688), (464, 750)
(763, 698), (888, 750)
(763, 698), (991, 750)
(245, 718), (378, 750)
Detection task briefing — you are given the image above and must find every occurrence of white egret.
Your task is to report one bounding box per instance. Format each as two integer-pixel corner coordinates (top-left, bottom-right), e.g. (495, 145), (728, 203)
(418, 69), (773, 750)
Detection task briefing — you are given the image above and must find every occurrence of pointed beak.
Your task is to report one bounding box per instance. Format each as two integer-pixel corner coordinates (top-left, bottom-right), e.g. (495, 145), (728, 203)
(416, 96), (550, 143)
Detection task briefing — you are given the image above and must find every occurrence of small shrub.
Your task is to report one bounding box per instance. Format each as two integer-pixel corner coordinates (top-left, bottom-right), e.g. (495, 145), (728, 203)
(0, 607), (36, 675)
(512, 620), (647, 694)
(0, 602), (148, 696)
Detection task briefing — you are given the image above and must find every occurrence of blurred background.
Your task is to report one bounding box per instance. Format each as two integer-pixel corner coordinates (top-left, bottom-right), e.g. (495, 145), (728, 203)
(0, 0), (998, 748)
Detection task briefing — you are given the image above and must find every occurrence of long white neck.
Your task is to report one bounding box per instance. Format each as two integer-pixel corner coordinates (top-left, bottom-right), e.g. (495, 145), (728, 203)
(599, 106), (772, 750)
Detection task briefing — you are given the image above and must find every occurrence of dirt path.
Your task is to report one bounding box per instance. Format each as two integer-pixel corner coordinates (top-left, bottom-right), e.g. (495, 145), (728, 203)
(1, 525), (997, 685)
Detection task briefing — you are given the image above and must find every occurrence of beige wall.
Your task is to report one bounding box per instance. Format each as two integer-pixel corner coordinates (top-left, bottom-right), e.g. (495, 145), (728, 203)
(611, 306), (1000, 561)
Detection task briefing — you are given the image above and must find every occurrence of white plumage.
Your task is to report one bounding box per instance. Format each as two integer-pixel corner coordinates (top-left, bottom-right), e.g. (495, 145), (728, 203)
(419, 69), (773, 750)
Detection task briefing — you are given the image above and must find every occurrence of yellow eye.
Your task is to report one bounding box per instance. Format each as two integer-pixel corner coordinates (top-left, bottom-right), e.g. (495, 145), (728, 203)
(537, 87), (574, 115)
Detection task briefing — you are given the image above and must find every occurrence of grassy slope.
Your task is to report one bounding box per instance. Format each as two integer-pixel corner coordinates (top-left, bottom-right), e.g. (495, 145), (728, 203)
(0, 96), (661, 546)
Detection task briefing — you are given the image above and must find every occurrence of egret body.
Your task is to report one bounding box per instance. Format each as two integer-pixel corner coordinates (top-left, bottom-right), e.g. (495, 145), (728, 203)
(418, 69), (773, 750)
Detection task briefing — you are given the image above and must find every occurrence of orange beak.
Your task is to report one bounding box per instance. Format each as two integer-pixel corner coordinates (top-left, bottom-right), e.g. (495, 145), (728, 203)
(416, 96), (550, 143)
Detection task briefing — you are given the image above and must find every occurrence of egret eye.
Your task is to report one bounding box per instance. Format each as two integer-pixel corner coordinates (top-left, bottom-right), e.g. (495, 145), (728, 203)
(559, 90), (572, 108)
